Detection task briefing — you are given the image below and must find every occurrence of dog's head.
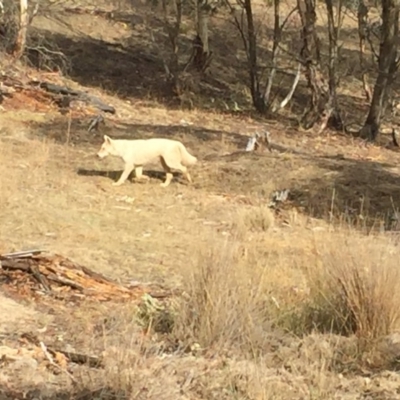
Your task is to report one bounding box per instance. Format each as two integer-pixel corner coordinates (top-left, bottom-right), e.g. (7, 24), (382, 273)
(97, 135), (118, 158)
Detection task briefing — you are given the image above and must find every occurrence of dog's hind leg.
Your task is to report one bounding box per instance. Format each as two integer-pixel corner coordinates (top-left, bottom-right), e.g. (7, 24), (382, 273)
(135, 166), (149, 182)
(159, 157), (174, 187)
(163, 156), (192, 184)
(113, 163), (135, 186)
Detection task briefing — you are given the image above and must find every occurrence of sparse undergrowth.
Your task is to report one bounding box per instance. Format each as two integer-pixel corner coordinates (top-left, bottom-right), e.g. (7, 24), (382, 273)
(134, 214), (400, 374)
(66, 221), (400, 399)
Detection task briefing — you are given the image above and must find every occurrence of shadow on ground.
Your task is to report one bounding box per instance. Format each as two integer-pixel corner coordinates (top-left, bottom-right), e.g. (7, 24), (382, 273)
(29, 117), (250, 151)
(77, 167), (185, 184)
(288, 153), (400, 228)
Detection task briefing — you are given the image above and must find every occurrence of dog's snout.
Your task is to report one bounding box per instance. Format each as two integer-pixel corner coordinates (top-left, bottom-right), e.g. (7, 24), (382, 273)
(97, 151), (106, 159)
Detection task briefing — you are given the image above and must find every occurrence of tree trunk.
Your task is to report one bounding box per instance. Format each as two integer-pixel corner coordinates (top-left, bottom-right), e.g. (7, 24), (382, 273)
(192, 0), (212, 71)
(297, 0), (327, 129)
(357, 0), (372, 102)
(359, 0), (400, 141)
(197, 1), (209, 54)
(323, 0), (343, 132)
(162, 0), (182, 96)
(263, 0), (280, 106)
(13, 0), (28, 59)
(297, 0), (329, 130)
(244, 0), (265, 112)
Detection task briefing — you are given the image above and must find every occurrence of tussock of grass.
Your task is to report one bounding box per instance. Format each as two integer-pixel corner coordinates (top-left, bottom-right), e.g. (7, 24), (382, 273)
(232, 204), (275, 236)
(173, 239), (273, 353)
(302, 233), (400, 340)
(172, 221), (400, 359)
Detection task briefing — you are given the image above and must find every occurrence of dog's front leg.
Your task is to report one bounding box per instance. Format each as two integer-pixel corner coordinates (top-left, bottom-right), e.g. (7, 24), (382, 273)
(113, 164), (135, 186)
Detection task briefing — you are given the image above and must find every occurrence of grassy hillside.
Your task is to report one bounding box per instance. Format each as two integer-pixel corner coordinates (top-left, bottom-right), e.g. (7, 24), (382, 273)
(1, 0), (400, 399)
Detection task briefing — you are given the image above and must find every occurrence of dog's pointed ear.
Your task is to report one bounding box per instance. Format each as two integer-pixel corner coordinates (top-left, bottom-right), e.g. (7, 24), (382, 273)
(104, 135), (111, 144)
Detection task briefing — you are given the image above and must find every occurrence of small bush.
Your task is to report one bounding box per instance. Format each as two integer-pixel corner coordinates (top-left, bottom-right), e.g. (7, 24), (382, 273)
(136, 293), (176, 334)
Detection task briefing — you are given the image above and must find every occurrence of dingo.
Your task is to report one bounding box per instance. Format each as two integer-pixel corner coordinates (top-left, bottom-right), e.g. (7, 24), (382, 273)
(97, 135), (198, 187)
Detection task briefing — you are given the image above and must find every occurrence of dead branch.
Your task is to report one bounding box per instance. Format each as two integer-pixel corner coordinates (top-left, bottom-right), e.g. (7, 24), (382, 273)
(263, 5), (298, 106)
(393, 128), (400, 147)
(272, 63), (301, 112)
(40, 341), (77, 383)
(88, 114), (104, 133)
(226, 4), (249, 56)
(46, 273), (85, 291)
(1, 249), (44, 259)
(28, 2), (38, 25)
(30, 265), (51, 292)
(20, 333), (104, 368)
(49, 347), (103, 368)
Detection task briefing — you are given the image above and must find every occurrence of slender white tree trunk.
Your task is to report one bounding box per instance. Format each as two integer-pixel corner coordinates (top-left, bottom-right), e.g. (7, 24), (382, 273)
(14, 0), (28, 59)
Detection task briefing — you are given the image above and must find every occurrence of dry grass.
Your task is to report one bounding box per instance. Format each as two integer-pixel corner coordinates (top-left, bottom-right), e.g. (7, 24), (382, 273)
(303, 233), (400, 339)
(3, 0), (400, 391)
(3, 103), (400, 398)
(46, 221), (400, 398)
(173, 223), (400, 343)
(232, 204), (275, 236)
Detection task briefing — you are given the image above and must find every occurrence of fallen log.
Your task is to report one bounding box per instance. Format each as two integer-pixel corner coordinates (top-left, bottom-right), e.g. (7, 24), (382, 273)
(32, 81), (116, 114)
(0, 252), (170, 302)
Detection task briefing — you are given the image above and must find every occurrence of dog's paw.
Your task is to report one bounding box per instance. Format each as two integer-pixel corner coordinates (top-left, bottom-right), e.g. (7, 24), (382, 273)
(136, 176), (150, 182)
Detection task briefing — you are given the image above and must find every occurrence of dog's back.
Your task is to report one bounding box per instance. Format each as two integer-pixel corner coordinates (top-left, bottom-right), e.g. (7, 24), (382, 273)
(128, 138), (197, 166)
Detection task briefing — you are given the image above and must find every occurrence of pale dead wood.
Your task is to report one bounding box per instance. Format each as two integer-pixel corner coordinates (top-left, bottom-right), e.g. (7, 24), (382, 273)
(40, 341), (77, 383)
(13, 0), (28, 59)
(272, 63), (301, 112)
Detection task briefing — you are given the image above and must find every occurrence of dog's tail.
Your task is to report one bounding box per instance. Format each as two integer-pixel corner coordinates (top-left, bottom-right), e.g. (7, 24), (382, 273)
(179, 143), (198, 166)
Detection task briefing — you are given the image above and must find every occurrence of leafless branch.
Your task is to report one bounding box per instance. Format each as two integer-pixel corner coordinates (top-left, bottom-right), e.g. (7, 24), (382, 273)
(272, 62), (301, 111)
(226, 1), (249, 57)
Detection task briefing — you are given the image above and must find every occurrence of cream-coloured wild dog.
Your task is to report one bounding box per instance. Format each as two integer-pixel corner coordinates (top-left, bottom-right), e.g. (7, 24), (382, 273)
(97, 135), (197, 187)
